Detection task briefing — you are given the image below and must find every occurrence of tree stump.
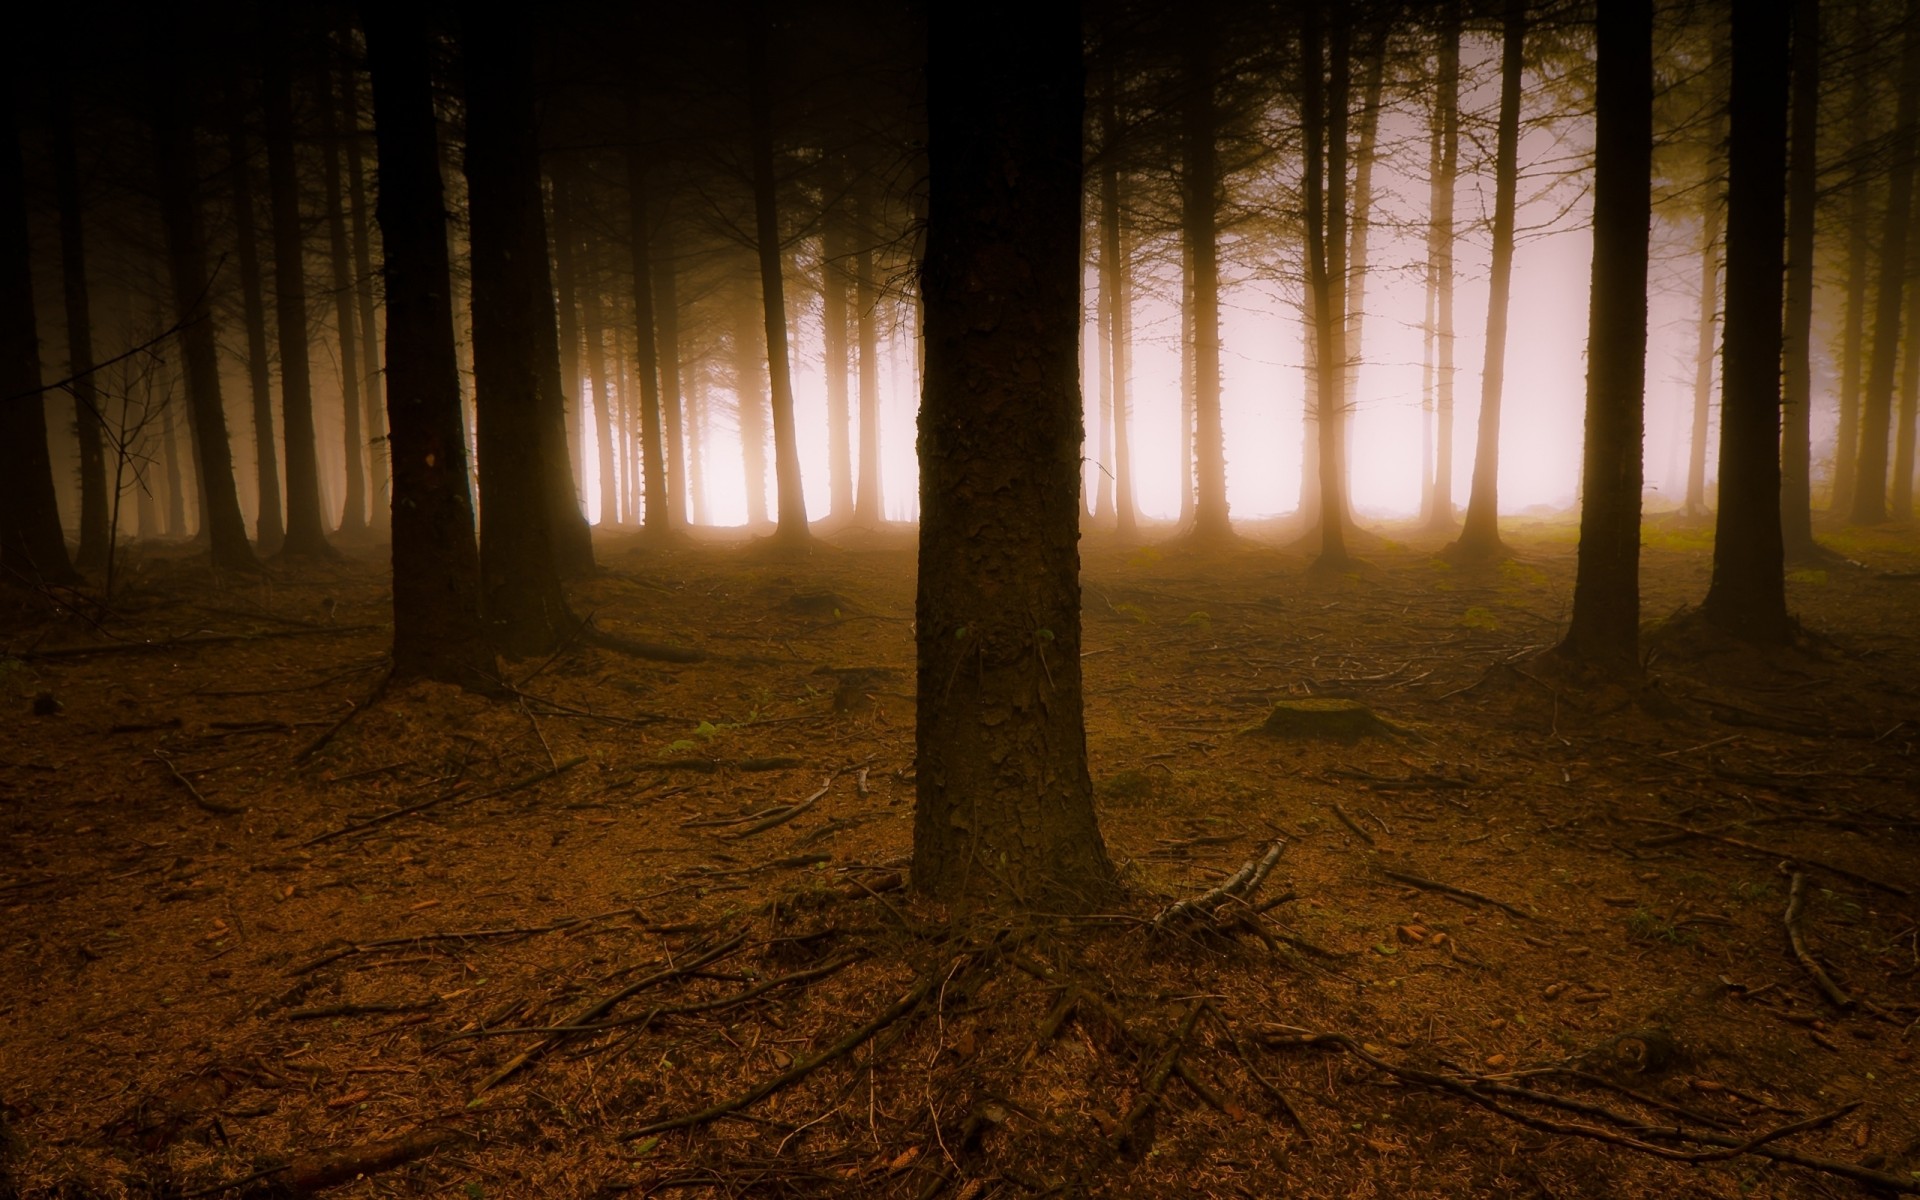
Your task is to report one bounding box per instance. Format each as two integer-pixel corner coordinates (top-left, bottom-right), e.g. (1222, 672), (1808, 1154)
(1245, 698), (1402, 742)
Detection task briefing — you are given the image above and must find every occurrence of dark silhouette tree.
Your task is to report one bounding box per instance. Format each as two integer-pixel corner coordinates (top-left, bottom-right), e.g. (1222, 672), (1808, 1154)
(1559, 0), (1652, 669)
(1182, 4), (1231, 541)
(1302, 2), (1354, 569)
(1424, 0), (1461, 533)
(1780, 0), (1820, 558)
(852, 184), (885, 527)
(317, 53), (368, 536)
(912, 0), (1113, 906)
(623, 131), (670, 540)
(224, 78), (285, 553)
(365, 5), (492, 685)
(49, 80), (109, 573)
(1700, 0), (1792, 640)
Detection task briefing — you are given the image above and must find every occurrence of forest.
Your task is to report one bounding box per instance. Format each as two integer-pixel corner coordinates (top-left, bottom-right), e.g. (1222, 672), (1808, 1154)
(1, 0), (1917, 1196)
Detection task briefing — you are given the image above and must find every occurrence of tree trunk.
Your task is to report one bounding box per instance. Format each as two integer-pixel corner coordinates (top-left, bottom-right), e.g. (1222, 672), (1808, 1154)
(747, 17), (811, 545)
(822, 163), (854, 523)
(1180, 253), (1196, 527)
(654, 205), (688, 530)
(688, 375), (708, 526)
(1781, 0), (1820, 555)
(581, 232), (618, 525)
(734, 293), (770, 526)
(264, 25), (333, 556)
(0, 85), (79, 584)
(914, 0), (1112, 908)
(161, 382), (188, 537)
(1098, 79), (1136, 540)
(50, 81), (109, 573)
(1425, 0), (1461, 533)
(1701, 0), (1792, 640)
(1453, 0), (1524, 560)
(624, 139), (669, 539)
(1560, 0), (1652, 668)
(1183, 9), (1230, 540)
(364, 4), (492, 686)
(1685, 201), (1721, 516)
(462, 1), (578, 656)
(1831, 4), (1876, 516)
(853, 185), (883, 526)
(339, 38), (387, 529)
(1852, 0), (1920, 525)
(151, 87), (257, 571)
(1303, 3), (1352, 568)
(1420, 84), (1439, 524)
(1342, 27), (1387, 477)
(317, 56), (368, 536)
(550, 160), (586, 491)
(225, 80), (284, 553)
(1895, 232), (1920, 520)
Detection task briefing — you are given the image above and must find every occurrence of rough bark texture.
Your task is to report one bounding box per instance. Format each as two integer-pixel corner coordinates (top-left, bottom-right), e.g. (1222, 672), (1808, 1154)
(1780, 0), (1820, 555)
(1453, 0), (1524, 561)
(1560, 0), (1651, 668)
(264, 24), (333, 556)
(318, 59), (367, 535)
(1424, 1), (1460, 533)
(1851, 0), (1920, 526)
(1183, 9), (1229, 541)
(225, 79), (284, 554)
(1701, 0), (1792, 641)
(462, 2), (577, 657)
(50, 82), (109, 572)
(365, 5), (493, 687)
(152, 85), (258, 572)
(913, 0), (1113, 909)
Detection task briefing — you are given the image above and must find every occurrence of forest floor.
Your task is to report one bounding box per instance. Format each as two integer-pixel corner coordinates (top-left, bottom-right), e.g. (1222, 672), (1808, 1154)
(2, 514), (1918, 1200)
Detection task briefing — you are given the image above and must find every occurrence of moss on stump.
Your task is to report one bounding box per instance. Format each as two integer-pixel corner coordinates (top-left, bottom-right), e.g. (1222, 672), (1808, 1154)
(1244, 698), (1403, 742)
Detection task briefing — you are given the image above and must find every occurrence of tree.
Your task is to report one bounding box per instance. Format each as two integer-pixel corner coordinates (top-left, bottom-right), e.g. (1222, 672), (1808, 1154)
(1424, 0), (1462, 533)
(1182, 4), (1231, 541)
(49, 80), (109, 573)
(1451, 0), (1525, 562)
(317, 49), (368, 536)
(1096, 67), (1137, 540)
(224, 77), (285, 553)
(852, 183), (885, 527)
(1559, 0), (1652, 669)
(1700, 0), (1792, 640)
(365, 4), (493, 685)
(1780, 0), (1820, 556)
(623, 131), (670, 540)
(912, 0), (1113, 906)
(1302, 2), (1354, 569)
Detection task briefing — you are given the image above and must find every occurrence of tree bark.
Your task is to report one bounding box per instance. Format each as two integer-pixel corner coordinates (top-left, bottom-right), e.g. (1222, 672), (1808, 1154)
(339, 38), (387, 529)
(317, 55), (367, 536)
(1780, 0), (1820, 555)
(225, 79), (284, 553)
(654, 204), (688, 530)
(1425, 0), (1461, 533)
(1183, 8), (1230, 540)
(1098, 77), (1136, 540)
(822, 161), (854, 523)
(550, 160), (586, 491)
(1453, 0), (1524, 560)
(734, 292), (771, 526)
(1701, 0), (1792, 640)
(747, 14), (811, 545)
(853, 185), (883, 526)
(1342, 26), (1387, 480)
(580, 227), (618, 525)
(1303, 3), (1352, 568)
(1685, 199), (1721, 517)
(624, 138), (669, 539)
(50, 81), (109, 573)
(364, 5), (493, 686)
(914, 0), (1112, 908)
(1851, 0), (1920, 525)
(1560, 0), (1651, 668)
(1831, 3), (1876, 517)
(151, 85), (258, 571)
(1895, 234), (1920, 520)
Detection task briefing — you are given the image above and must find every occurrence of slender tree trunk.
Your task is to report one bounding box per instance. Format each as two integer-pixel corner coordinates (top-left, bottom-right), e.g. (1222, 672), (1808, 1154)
(688, 375), (708, 526)
(550, 161), (586, 490)
(747, 16), (811, 544)
(1831, 6), (1876, 516)
(1303, 4), (1352, 568)
(1781, 0), (1821, 555)
(1560, 0), (1652, 668)
(151, 87), (258, 570)
(853, 187), (883, 526)
(317, 59), (367, 536)
(1184, 9), (1230, 540)
(0, 86), (79, 584)
(1453, 0), (1524, 560)
(264, 28), (333, 556)
(623, 141), (669, 539)
(1098, 81), (1136, 539)
(1180, 253), (1196, 527)
(914, 0), (1112, 907)
(364, 5), (492, 686)
(822, 165), (854, 522)
(161, 384), (187, 536)
(340, 40), (387, 529)
(654, 207), (688, 530)
(1092, 195), (1114, 524)
(1852, 0), (1920, 525)
(1701, 0), (1792, 640)
(1426, 0), (1461, 532)
(734, 294), (771, 526)
(225, 81), (284, 553)
(1895, 233), (1920, 520)
(1685, 203), (1721, 516)
(581, 236), (618, 525)
(462, 1), (576, 655)
(50, 82), (109, 572)
(1420, 87), (1439, 523)
(1342, 27), (1387, 474)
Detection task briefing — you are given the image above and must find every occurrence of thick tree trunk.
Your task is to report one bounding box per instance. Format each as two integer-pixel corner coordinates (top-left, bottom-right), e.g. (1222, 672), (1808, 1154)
(1183, 10), (1230, 540)
(50, 82), (109, 572)
(264, 27), (333, 556)
(1453, 0), (1524, 560)
(550, 161), (586, 490)
(1831, 6), (1876, 516)
(1895, 235), (1920, 520)
(1852, 0), (1920, 525)
(853, 187), (883, 526)
(1560, 0), (1652, 667)
(339, 41), (387, 528)
(1781, 0), (1820, 555)
(1425, 0), (1461, 533)
(364, 5), (492, 686)
(225, 81), (284, 553)
(462, 1), (577, 656)
(151, 88), (257, 571)
(747, 19), (810, 545)
(1685, 203), (1721, 516)
(1097, 82), (1136, 539)
(1302, 4), (1352, 568)
(1701, 0), (1792, 640)
(624, 141), (669, 539)
(654, 208), (688, 530)
(0, 86), (79, 584)
(161, 383), (188, 537)
(734, 295), (771, 527)
(914, 0), (1112, 908)
(317, 59), (367, 536)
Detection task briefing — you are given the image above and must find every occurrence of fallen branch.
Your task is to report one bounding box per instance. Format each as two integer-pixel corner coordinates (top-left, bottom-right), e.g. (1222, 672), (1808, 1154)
(15, 624), (379, 661)
(1150, 839), (1287, 932)
(288, 909), (636, 975)
(1329, 802), (1376, 845)
(729, 778), (833, 839)
(1108, 1000), (1205, 1157)
(180, 1128), (453, 1198)
(1784, 871), (1854, 1009)
(296, 667), (392, 762)
(154, 755), (246, 816)
(1625, 818), (1909, 897)
(621, 964), (939, 1140)
(299, 756), (585, 847)
(1378, 868), (1533, 919)
(287, 1000), (441, 1020)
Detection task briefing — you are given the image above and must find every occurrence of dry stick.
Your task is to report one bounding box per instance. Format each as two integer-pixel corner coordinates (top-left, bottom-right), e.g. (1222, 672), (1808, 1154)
(473, 933), (749, 1096)
(287, 1000), (441, 1020)
(14, 623), (381, 661)
(1626, 817), (1910, 897)
(1150, 839), (1287, 930)
(296, 667), (393, 762)
(299, 756), (586, 847)
(179, 1129), (454, 1199)
(288, 915), (606, 975)
(1108, 1000), (1205, 1155)
(621, 966), (939, 1140)
(1784, 871), (1855, 1009)
(1329, 801), (1376, 845)
(730, 778), (833, 839)
(154, 755), (246, 816)
(1202, 1005), (1309, 1139)
(1378, 868), (1533, 920)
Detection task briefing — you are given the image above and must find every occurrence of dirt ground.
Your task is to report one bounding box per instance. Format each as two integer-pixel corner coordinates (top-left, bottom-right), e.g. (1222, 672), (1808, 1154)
(2, 515), (1917, 1199)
